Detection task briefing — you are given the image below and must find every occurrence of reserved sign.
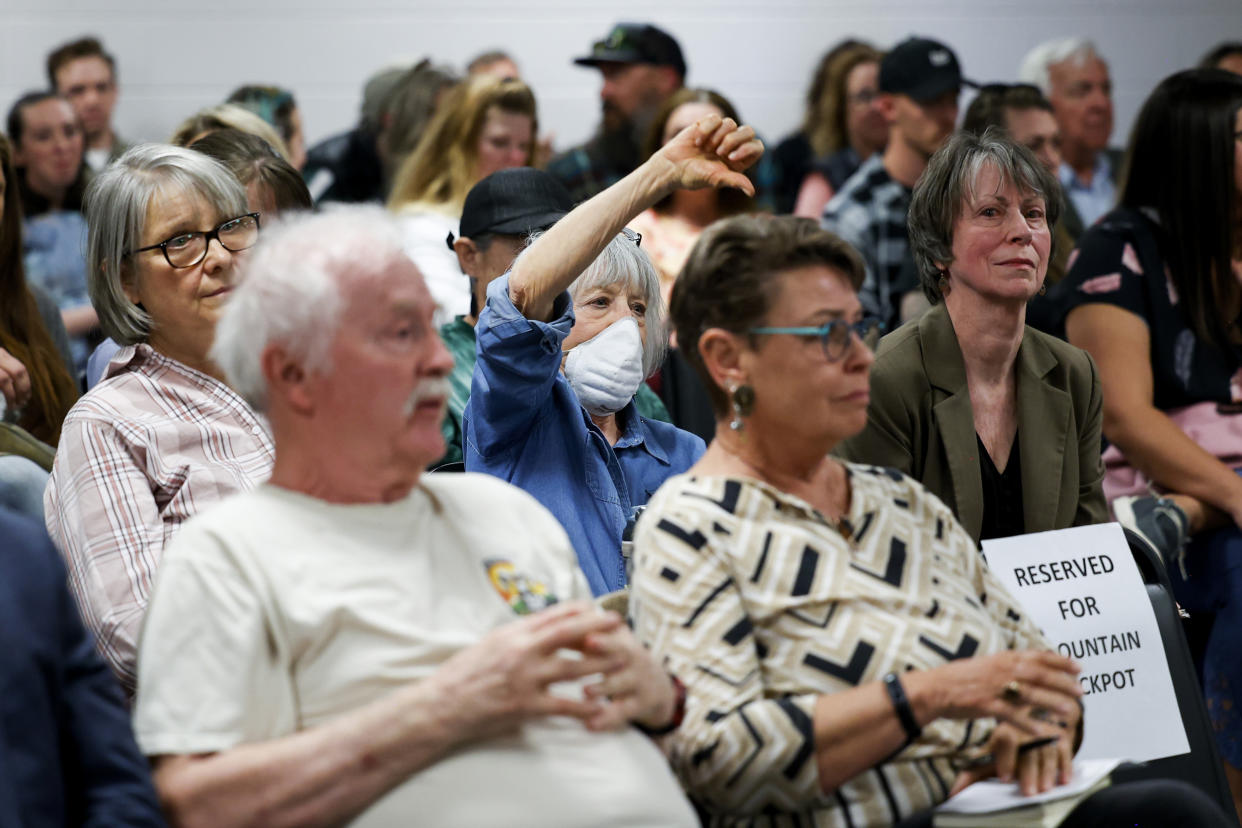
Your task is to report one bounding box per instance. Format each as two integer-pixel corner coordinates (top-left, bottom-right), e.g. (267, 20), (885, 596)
(982, 522), (1189, 762)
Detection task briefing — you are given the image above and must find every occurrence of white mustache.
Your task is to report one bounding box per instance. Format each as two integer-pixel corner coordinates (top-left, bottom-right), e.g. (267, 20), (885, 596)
(402, 377), (451, 417)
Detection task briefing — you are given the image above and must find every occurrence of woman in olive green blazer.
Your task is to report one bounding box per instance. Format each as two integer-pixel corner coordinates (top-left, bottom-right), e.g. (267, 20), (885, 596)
(836, 130), (1106, 543)
(836, 302), (1106, 543)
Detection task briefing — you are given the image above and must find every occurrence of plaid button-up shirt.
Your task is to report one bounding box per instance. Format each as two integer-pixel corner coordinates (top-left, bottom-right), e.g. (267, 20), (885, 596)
(822, 155), (919, 328)
(44, 344), (274, 693)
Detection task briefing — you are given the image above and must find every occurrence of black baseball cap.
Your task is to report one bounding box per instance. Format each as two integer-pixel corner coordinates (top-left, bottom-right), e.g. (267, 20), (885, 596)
(450, 168), (573, 247)
(879, 37), (975, 102)
(573, 23), (687, 79)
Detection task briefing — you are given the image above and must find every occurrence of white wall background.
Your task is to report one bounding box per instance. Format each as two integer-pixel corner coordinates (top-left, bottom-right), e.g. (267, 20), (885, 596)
(1, 0), (1236, 157)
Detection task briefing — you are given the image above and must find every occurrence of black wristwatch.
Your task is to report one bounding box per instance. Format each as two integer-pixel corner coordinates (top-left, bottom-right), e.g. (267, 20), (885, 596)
(884, 672), (922, 746)
(636, 674), (686, 736)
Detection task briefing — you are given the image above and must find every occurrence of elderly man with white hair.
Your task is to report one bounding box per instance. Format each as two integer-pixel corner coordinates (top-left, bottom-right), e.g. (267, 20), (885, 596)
(130, 206), (698, 828)
(1019, 37), (1119, 234)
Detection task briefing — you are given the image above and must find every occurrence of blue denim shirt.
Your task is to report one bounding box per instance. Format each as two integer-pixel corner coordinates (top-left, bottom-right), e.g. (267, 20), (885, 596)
(464, 275), (705, 595)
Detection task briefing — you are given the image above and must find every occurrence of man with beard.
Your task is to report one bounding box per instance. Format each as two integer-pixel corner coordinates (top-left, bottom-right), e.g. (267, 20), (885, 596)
(822, 36), (970, 328)
(547, 23), (685, 204)
(1019, 38), (1118, 236)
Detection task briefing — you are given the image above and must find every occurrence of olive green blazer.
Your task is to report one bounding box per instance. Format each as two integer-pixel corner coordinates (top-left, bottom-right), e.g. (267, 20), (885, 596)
(836, 302), (1107, 543)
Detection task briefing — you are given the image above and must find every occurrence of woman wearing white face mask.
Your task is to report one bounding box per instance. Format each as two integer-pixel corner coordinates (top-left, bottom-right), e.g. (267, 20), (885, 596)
(464, 113), (764, 596)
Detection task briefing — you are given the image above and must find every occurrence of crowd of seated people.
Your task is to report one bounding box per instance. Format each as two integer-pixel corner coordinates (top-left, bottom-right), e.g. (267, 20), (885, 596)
(4, 22), (1242, 828)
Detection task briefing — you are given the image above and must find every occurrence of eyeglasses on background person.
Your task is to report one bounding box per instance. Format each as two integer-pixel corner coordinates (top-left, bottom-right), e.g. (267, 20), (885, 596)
(130, 213), (260, 268)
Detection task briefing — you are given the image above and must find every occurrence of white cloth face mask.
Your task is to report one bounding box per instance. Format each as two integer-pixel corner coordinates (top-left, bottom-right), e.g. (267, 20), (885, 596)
(563, 317), (645, 417)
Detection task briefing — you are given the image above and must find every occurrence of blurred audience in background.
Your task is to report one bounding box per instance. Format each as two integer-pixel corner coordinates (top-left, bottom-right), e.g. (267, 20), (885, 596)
(548, 22), (686, 204)
(7, 91), (97, 377)
(303, 62), (410, 205)
(823, 36), (967, 329)
(1202, 41), (1242, 74)
(189, 129), (312, 217)
(169, 102), (291, 160)
(1020, 38), (1117, 234)
(46, 36), (127, 172)
(791, 42), (887, 219)
(770, 39), (866, 214)
(388, 74), (536, 325)
(629, 87), (756, 303)
(0, 133), (78, 521)
(467, 49), (521, 80)
(379, 60), (461, 190)
(226, 84), (307, 170)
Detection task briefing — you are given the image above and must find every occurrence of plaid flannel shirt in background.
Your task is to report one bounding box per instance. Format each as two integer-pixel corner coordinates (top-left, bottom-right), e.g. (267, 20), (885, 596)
(822, 155), (918, 329)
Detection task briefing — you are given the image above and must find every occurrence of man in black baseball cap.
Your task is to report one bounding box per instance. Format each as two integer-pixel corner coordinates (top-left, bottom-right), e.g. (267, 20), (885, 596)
(547, 22), (686, 205)
(436, 167), (574, 466)
(878, 36), (973, 169)
(823, 35), (971, 328)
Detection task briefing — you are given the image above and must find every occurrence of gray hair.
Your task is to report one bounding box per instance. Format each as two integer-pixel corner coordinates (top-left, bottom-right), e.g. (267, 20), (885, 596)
(85, 143), (247, 344)
(211, 205), (411, 411)
(517, 230), (668, 377)
(907, 127), (1063, 304)
(1018, 38), (1104, 97)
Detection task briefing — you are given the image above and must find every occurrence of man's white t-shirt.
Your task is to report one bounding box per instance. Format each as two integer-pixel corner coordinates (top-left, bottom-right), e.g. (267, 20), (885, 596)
(133, 473), (696, 827)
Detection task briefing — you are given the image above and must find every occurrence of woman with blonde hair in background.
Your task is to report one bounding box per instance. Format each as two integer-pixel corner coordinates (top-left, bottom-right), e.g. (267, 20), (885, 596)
(388, 74), (536, 325)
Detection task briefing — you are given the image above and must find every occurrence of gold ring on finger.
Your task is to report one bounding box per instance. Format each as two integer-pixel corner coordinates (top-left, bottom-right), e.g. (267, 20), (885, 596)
(1001, 680), (1023, 703)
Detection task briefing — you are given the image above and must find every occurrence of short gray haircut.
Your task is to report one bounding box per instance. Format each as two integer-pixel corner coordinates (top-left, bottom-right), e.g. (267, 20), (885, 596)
(1018, 38), (1104, 97)
(517, 230), (668, 377)
(211, 205), (411, 411)
(907, 127), (1063, 304)
(85, 143), (247, 344)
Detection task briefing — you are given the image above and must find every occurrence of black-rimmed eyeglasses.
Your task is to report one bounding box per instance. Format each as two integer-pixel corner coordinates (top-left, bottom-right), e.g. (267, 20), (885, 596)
(750, 317), (885, 362)
(130, 213), (261, 268)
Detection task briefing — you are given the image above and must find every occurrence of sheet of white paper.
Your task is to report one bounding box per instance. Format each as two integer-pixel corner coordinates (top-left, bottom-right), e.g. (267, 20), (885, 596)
(982, 523), (1189, 762)
(936, 758), (1123, 815)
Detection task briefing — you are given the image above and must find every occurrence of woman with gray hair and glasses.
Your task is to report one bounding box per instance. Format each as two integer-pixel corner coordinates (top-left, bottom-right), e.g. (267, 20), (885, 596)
(44, 144), (274, 694)
(837, 128), (1106, 543)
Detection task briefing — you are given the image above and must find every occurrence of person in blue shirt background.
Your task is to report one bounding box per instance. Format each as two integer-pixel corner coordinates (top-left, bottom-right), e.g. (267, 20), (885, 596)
(464, 111), (763, 595)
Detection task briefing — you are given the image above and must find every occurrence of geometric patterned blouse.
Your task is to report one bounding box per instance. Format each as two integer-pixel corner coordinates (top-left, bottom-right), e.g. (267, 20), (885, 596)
(630, 463), (1051, 827)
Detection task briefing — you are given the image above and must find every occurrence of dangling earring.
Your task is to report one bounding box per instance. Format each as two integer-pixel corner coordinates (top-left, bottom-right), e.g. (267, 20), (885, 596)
(729, 383), (755, 432)
(1038, 282), (1047, 296)
(937, 271), (950, 298)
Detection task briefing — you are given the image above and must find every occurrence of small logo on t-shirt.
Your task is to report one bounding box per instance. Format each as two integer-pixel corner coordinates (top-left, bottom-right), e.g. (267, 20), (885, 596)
(485, 559), (559, 615)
